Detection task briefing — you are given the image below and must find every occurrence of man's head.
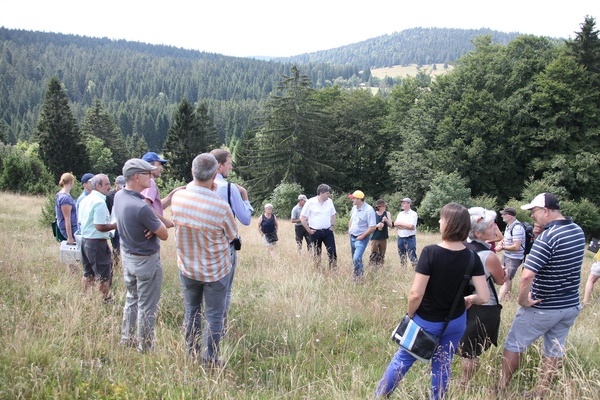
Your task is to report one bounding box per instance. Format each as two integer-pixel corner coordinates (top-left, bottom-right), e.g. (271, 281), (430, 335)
(401, 197), (412, 211)
(210, 149), (233, 178)
(521, 193), (562, 228)
(348, 190), (365, 205)
(81, 172), (94, 194)
(500, 206), (517, 224)
(123, 159), (156, 191)
(115, 175), (126, 190)
(142, 152), (167, 178)
(298, 194), (307, 205)
(192, 153), (218, 183)
(90, 174), (111, 196)
(316, 184), (332, 202)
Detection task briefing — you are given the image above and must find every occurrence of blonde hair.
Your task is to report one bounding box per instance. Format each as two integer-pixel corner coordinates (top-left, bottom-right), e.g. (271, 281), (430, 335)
(58, 172), (75, 187)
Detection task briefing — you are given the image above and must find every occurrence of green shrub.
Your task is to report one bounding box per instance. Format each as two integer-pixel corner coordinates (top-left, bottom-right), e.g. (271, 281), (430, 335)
(419, 171), (471, 229)
(267, 182), (305, 220)
(0, 144), (54, 195)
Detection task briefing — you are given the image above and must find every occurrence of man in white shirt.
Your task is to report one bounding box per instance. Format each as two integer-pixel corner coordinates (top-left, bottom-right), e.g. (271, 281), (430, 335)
(300, 184), (337, 270)
(394, 197), (418, 268)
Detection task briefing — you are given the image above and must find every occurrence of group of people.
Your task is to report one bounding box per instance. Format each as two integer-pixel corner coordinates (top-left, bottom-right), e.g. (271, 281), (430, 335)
(289, 188), (421, 280)
(376, 193), (587, 400)
(55, 165), (591, 396)
(54, 150), (252, 366)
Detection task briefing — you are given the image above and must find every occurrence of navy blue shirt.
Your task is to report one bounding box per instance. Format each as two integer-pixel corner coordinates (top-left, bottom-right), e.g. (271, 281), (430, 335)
(524, 219), (585, 309)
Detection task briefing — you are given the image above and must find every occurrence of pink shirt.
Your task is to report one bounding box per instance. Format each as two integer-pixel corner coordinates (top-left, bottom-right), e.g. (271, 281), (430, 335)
(141, 178), (163, 216)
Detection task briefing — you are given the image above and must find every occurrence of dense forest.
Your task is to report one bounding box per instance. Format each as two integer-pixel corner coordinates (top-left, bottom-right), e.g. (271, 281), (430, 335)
(0, 27), (513, 149)
(1, 19), (599, 235)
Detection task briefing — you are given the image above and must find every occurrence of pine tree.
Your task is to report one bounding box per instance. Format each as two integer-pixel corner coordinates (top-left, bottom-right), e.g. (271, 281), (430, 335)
(81, 99), (128, 176)
(36, 77), (90, 180)
(162, 99), (219, 182)
(241, 66), (333, 201)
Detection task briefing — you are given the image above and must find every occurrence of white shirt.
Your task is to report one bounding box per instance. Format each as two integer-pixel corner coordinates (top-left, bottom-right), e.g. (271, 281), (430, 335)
(395, 209), (418, 238)
(300, 196), (336, 229)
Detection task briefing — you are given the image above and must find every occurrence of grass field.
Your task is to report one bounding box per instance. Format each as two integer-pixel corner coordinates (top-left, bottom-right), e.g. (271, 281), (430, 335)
(370, 64), (454, 79)
(0, 192), (598, 399)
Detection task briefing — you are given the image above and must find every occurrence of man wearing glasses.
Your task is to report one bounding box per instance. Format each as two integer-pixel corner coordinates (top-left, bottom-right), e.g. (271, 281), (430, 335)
(496, 207), (525, 300)
(497, 193), (585, 398)
(113, 159), (168, 352)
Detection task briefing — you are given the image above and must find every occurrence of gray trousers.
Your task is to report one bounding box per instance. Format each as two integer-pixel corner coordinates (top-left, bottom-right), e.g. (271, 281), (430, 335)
(121, 251), (163, 352)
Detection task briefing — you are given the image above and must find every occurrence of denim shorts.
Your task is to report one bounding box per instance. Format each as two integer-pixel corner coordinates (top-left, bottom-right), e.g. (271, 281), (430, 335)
(504, 305), (580, 357)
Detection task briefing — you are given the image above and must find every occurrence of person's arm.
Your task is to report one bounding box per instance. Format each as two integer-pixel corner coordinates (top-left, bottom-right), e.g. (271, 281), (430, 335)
(486, 252), (507, 285)
(228, 184), (253, 226)
(499, 239), (522, 252)
(301, 215), (313, 235)
(291, 207), (301, 224)
(465, 275), (491, 307)
(518, 268), (542, 307)
(330, 213), (336, 230)
(407, 273), (429, 317)
(257, 215), (263, 235)
(161, 186), (185, 209)
(153, 221), (168, 241)
(384, 211), (393, 228)
(61, 203), (76, 244)
(274, 215), (278, 232)
(95, 222), (117, 232)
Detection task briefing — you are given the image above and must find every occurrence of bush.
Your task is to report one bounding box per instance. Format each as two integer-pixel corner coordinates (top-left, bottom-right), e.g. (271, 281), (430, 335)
(266, 182), (305, 220)
(561, 198), (600, 238)
(0, 144), (54, 195)
(419, 171), (471, 229)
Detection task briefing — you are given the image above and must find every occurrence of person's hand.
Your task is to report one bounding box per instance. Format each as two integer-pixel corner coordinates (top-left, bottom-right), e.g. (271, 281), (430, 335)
(164, 219), (175, 229)
(464, 295), (475, 310)
(519, 292), (542, 308)
(144, 229), (155, 239)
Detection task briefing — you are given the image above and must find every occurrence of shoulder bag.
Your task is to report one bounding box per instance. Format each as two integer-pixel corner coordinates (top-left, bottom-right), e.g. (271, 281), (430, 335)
(390, 250), (475, 362)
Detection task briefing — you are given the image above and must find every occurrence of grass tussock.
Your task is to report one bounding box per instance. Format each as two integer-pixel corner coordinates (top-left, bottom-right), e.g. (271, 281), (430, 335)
(0, 192), (599, 399)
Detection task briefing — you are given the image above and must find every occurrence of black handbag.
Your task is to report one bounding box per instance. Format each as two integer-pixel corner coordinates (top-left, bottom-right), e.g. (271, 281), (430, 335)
(391, 250), (475, 362)
(458, 276), (502, 358)
(588, 238), (599, 254)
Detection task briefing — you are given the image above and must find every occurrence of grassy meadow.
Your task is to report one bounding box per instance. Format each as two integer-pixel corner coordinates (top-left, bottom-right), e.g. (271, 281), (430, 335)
(0, 192), (599, 399)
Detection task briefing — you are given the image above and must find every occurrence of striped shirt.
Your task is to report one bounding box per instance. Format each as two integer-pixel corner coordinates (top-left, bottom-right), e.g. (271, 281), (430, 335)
(171, 183), (237, 282)
(524, 218), (585, 309)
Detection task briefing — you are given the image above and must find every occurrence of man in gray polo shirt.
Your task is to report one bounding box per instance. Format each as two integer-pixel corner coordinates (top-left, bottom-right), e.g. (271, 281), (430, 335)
(113, 159), (169, 352)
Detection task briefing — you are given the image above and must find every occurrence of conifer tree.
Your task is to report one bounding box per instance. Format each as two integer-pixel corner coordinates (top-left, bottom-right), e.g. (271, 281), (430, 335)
(81, 100), (128, 176)
(241, 66), (332, 201)
(162, 99), (219, 182)
(36, 77), (90, 180)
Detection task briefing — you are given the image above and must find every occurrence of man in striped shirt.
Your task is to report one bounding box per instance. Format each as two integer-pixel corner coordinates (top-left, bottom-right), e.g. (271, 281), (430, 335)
(171, 153), (238, 368)
(498, 193), (585, 398)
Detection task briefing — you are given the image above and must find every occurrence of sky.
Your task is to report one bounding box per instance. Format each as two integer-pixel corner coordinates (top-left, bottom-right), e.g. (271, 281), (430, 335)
(1, 0), (599, 58)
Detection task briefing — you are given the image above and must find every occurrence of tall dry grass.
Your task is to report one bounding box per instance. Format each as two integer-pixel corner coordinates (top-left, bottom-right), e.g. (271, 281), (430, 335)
(0, 192), (599, 399)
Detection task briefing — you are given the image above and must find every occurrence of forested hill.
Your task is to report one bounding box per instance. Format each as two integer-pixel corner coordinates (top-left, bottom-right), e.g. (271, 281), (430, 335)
(0, 26), (515, 149)
(276, 28), (522, 68)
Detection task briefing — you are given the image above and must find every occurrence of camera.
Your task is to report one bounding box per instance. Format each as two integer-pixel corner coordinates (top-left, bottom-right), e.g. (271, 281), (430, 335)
(232, 237), (242, 251)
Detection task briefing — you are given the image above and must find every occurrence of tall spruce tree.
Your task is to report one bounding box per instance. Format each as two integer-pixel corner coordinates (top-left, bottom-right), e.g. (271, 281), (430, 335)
(240, 66), (332, 201)
(36, 77), (89, 180)
(162, 99), (219, 182)
(81, 100), (128, 176)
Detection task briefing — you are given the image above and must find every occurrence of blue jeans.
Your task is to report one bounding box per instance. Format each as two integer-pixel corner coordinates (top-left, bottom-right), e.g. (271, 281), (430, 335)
(397, 236), (418, 267)
(121, 251), (163, 351)
(376, 311), (467, 400)
(179, 271), (229, 363)
(350, 234), (370, 276)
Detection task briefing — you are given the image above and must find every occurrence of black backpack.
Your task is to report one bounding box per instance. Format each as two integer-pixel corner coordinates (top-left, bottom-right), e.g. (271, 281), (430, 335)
(511, 222), (535, 255)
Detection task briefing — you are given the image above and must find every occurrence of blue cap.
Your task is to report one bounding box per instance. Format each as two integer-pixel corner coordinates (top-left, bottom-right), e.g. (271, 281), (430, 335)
(81, 173), (94, 184)
(142, 152), (167, 164)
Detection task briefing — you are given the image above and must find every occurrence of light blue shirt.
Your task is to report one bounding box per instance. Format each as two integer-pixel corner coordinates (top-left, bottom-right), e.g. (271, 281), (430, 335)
(213, 173), (254, 226)
(78, 190), (111, 239)
(348, 201), (376, 236)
